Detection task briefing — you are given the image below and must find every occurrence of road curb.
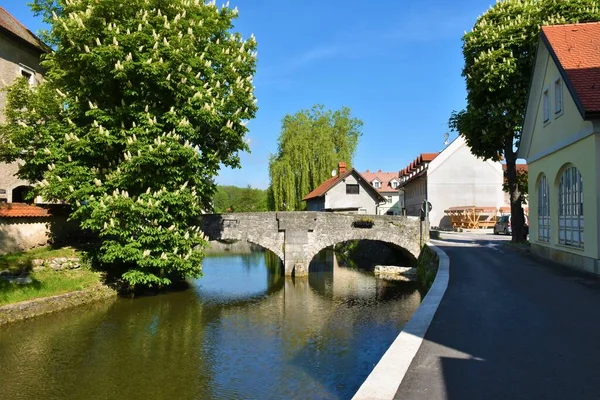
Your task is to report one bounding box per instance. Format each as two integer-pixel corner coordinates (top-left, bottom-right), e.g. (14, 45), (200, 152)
(352, 242), (450, 400)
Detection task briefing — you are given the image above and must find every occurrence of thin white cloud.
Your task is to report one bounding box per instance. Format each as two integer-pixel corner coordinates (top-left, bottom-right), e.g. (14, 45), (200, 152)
(259, 8), (472, 84)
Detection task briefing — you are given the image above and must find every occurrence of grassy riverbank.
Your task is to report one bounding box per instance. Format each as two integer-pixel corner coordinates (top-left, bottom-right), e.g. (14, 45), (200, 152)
(0, 247), (102, 306)
(0, 247), (77, 274)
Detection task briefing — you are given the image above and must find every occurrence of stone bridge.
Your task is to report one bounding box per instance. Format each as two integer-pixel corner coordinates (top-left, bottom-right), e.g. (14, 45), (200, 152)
(199, 212), (427, 277)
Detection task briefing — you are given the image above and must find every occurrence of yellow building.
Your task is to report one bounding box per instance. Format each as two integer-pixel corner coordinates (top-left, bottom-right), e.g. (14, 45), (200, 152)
(519, 22), (600, 275)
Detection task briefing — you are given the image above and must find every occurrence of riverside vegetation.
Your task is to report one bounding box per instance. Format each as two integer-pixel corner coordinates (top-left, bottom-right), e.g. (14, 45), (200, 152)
(0, 247), (102, 306)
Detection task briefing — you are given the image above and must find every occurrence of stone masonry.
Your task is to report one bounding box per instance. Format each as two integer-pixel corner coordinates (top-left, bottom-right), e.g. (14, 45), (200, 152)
(199, 212), (426, 277)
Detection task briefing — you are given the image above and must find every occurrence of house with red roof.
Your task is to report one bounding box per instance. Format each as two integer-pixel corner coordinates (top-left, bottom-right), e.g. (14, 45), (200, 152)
(361, 169), (403, 215)
(303, 162), (385, 214)
(399, 135), (511, 229)
(519, 22), (600, 274)
(0, 6), (48, 204)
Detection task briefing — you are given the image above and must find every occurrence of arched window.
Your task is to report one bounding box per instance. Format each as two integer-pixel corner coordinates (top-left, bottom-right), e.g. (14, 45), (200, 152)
(11, 185), (34, 204)
(537, 174), (550, 242)
(558, 166), (584, 248)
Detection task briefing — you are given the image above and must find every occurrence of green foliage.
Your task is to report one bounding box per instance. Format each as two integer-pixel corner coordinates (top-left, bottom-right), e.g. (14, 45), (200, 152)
(503, 168), (528, 201)
(450, 0), (600, 241)
(0, 246), (77, 274)
(416, 245), (438, 289)
(352, 217), (374, 229)
(0, 0), (257, 289)
(0, 268), (102, 306)
(268, 105), (363, 211)
(212, 184), (267, 213)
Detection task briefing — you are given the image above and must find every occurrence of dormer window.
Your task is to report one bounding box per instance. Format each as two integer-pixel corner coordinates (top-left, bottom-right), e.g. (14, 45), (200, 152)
(391, 180), (398, 189)
(372, 180), (381, 189)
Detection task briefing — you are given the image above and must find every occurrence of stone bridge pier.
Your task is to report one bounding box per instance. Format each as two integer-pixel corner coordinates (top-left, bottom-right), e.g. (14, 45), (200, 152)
(199, 212), (426, 277)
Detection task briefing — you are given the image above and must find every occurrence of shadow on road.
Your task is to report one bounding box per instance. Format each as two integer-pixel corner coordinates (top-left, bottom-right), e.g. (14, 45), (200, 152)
(396, 235), (600, 400)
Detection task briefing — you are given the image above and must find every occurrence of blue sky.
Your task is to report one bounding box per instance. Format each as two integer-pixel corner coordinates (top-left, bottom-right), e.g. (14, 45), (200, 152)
(2, 0), (497, 189)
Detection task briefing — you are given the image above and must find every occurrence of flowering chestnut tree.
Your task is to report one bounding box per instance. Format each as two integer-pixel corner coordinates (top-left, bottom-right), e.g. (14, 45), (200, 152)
(450, 0), (600, 242)
(0, 0), (257, 288)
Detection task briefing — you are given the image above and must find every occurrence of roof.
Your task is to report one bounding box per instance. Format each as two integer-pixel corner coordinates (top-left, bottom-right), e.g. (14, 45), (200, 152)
(542, 22), (600, 118)
(502, 164), (528, 174)
(398, 152), (439, 187)
(399, 153), (439, 176)
(0, 7), (48, 53)
(0, 203), (51, 218)
(303, 168), (385, 202)
(361, 170), (400, 193)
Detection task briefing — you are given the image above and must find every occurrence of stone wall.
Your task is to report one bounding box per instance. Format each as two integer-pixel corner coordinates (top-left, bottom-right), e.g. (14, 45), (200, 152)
(0, 161), (30, 203)
(0, 215), (81, 254)
(0, 217), (51, 254)
(0, 284), (117, 326)
(204, 240), (265, 255)
(0, 32), (46, 202)
(199, 212), (426, 277)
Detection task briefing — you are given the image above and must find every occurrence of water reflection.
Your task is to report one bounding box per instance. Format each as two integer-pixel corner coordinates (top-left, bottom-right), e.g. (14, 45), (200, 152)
(0, 250), (422, 400)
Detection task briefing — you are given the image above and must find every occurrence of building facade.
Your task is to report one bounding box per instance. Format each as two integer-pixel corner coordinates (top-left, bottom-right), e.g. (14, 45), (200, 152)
(518, 22), (600, 275)
(303, 162), (385, 214)
(0, 7), (47, 203)
(361, 170), (402, 215)
(399, 136), (509, 229)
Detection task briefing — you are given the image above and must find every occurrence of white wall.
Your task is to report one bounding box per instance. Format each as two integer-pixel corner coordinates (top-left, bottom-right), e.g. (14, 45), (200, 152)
(427, 137), (505, 228)
(377, 192), (402, 215)
(324, 173), (379, 214)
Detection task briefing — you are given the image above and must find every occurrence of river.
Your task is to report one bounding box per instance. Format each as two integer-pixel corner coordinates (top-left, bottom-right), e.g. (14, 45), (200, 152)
(0, 249), (423, 400)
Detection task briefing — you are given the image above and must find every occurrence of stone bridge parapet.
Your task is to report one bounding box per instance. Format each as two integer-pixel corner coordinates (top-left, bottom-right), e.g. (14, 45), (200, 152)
(199, 212), (427, 277)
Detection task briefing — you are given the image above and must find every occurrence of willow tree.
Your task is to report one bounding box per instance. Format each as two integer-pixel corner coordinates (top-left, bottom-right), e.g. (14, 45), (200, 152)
(450, 0), (600, 242)
(268, 105), (363, 211)
(0, 0), (257, 288)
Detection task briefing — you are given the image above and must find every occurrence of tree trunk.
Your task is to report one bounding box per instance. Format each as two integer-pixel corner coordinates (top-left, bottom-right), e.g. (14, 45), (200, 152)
(504, 139), (525, 243)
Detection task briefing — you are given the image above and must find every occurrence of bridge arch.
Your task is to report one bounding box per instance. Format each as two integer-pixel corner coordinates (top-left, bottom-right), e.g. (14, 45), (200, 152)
(210, 238), (284, 265)
(306, 235), (418, 269)
(199, 212), (425, 277)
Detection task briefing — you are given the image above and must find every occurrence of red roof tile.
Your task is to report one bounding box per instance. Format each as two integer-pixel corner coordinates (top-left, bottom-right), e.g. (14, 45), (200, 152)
(303, 174), (346, 200)
(399, 153), (439, 178)
(0, 7), (47, 53)
(361, 170), (400, 193)
(303, 168), (385, 202)
(542, 22), (600, 116)
(502, 164), (528, 173)
(0, 203), (51, 218)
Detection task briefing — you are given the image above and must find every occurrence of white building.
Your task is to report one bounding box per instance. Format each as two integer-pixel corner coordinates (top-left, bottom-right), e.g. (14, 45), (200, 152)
(303, 162), (385, 214)
(398, 136), (511, 229)
(361, 170), (403, 215)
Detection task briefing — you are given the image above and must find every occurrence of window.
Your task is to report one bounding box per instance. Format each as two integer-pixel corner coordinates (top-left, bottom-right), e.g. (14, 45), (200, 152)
(386, 196), (392, 203)
(542, 87), (550, 122)
(391, 181), (398, 189)
(558, 166), (584, 248)
(537, 174), (550, 242)
(554, 78), (563, 114)
(346, 184), (359, 195)
(19, 65), (35, 85)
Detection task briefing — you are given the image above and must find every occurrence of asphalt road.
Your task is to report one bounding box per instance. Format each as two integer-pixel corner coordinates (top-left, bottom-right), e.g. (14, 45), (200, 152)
(395, 232), (600, 400)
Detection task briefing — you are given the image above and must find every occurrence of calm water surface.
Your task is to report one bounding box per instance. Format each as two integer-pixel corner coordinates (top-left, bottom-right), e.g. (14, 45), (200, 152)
(0, 251), (423, 400)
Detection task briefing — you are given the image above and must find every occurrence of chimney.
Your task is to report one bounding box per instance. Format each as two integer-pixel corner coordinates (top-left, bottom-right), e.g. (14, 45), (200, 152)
(338, 162), (347, 174)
